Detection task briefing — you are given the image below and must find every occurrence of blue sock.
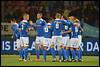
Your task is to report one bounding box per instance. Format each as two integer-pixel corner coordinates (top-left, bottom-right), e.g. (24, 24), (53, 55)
(36, 50), (40, 59)
(24, 48), (28, 60)
(76, 50), (81, 60)
(63, 49), (66, 60)
(79, 49), (82, 59)
(19, 47), (24, 59)
(59, 48), (63, 60)
(50, 48), (56, 59)
(66, 49), (69, 60)
(43, 49), (46, 61)
(71, 50), (76, 60)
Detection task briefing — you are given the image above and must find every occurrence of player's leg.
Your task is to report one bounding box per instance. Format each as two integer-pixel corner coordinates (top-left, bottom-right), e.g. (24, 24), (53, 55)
(23, 37), (29, 61)
(51, 36), (57, 62)
(70, 38), (76, 62)
(76, 36), (82, 62)
(62, 37), (65, 61)
(19, 37), (24, 60)
(42, 38), (47, 62)
(58, 36), (63, 62)
(64, 37), (70, 61)
(62, 37), (67, 61)
(16, 38), (22, 60)
(78, 35), (82, 60)
(67, 38), (72, 61)
(35, 37), (40, 60)
(47, 38), (51, 51)
(42, 46), (47, 62)
(69, 49), (72, 61)
(17, 38), (23, 60)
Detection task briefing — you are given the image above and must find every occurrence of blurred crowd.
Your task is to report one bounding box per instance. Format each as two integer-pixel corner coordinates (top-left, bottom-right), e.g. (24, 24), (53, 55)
(1, 1), (99, 27)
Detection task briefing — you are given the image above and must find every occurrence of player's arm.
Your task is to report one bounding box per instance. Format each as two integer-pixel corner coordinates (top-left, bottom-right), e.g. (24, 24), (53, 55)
(80, 26), (84, 32)
(11, 25), (18, 39)
(18, 22), (22, 31)
(62, 29), (72, 34)
(51, 21), (54, 31)
(11, 25), (15, 39)
(43, 20), (47, 27)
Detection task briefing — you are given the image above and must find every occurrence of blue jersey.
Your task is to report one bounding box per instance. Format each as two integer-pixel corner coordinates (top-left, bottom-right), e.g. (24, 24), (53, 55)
(77, 20), (83, 35)
(19, 20), (30, 37)
(11, 23), (20, 38)
(44, 23), (52, 38)
(62, 20), (71, 37)
(36, 19), (46, 36)
(70, 25), (80, 38)
(78, 26), (82, 35)
(51, 19), (64, 36)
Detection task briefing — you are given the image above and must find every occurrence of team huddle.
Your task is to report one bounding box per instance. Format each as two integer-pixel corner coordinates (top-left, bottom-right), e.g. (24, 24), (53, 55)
(11, 12), (83, 62)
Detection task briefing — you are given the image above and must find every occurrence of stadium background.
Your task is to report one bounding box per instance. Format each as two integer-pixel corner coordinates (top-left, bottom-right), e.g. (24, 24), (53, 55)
(1, 1), (99, 56)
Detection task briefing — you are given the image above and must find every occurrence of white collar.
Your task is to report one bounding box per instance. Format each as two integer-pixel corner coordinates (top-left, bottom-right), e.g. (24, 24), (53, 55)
(22, 20), (28, 22)
(55, 19), (60, 20)
(40, 19), (44, 21)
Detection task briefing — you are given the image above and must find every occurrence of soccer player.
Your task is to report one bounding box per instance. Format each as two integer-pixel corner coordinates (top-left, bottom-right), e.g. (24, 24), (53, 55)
(51, 13), (64, 62)
(61, 16), (72, 62)
(35, 13), (46, 61)
(11, 18), (21, 60)
(74, 19), (83, 62)
(19, 13), (30, 61)
(43, 22), (52, 62)
(69, 21), (81, 62)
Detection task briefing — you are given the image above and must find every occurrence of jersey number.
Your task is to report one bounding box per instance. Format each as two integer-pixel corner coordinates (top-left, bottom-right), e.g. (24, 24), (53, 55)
(65, 26), (68, 30)
(21, 25), (24, 30)
(56, 23), (59, 29)
(75, 27), (78, 32)
(44, 27), (48, 32)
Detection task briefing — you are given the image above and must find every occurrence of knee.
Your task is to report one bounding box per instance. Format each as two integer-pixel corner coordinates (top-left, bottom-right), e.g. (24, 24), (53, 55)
(70, 47), (74, 50)
(43, 46), (47, 50)
(59, 45), (63, 48)
(64, 46), (66, 49)
(66, 47), (69, 50)
(35, 44), (39, 50)
(76, 48), (80, 51)
(50, 44), (54, 48)
(24, 46), (28, 48)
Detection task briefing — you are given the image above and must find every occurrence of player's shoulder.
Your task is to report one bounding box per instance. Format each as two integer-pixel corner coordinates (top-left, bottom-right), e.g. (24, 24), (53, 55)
(40, 18), (43, 21)
(55, 19), (61, 21)
(36, 19), (46, 23)
(47, 23), (51, 25)
(21, 20), (28, 23)
(51, 19), (55, 23)
(53, 19), (61, 23)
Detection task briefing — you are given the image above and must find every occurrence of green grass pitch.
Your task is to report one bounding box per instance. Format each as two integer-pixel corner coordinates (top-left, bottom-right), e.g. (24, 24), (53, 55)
(1, 55), (99, 66)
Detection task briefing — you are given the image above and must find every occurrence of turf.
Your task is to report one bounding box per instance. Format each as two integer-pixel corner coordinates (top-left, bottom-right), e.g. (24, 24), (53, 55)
(1, 55), (99, 66)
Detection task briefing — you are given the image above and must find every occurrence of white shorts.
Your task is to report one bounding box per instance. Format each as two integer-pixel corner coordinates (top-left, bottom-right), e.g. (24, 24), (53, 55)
(78, 35), (82, 47)
(20, 37), (29, 47)
(52, 36), (62, 50)
(43, 38), (51, 50)
(70, 38), (78, 48)
(62, 36), (70, 47)
(16, 39), (21, 49)
(35, 36), (44, 45)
